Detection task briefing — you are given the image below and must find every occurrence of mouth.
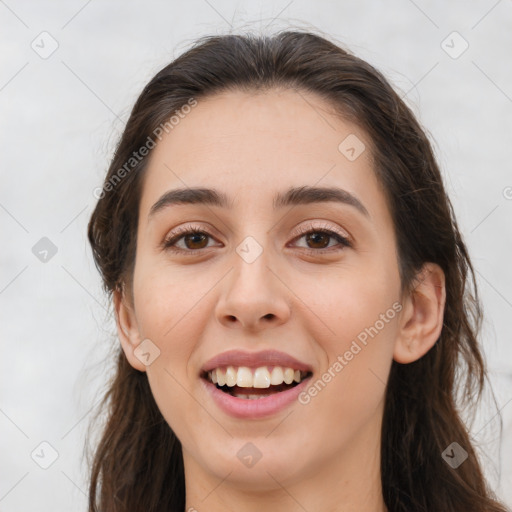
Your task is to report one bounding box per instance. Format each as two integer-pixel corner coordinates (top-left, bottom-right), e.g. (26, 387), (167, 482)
(201, 366), (313, 400)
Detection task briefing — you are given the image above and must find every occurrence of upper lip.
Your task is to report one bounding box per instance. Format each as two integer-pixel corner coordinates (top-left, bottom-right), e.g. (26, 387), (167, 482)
(201, 349), (313, 375)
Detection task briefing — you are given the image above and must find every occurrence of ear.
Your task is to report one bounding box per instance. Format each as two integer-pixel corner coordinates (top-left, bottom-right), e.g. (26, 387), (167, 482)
(393, 262), (446, 364)
(113, 288), (147, 372)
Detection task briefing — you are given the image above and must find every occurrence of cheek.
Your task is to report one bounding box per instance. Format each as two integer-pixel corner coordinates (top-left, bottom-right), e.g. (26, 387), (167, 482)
(298, 303), (397, 454)
(132, 262), (214, 442)
(132, 256), (217, 344)
(131, 258), (210, 404)
(292, 253), (401, 348)
(294, 258), (399, 415)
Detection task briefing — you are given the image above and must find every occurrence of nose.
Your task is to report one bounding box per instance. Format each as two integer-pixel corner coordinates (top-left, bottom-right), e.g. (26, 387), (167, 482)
(215, 244), (291, 332)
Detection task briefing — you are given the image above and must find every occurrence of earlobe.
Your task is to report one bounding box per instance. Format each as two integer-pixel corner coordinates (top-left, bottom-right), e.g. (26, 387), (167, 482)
(393, 263), (446, 364)
(113, 288), (147, 372)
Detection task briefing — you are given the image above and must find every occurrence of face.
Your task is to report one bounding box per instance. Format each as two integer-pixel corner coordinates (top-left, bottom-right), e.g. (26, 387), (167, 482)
(119, 88), (406, 494)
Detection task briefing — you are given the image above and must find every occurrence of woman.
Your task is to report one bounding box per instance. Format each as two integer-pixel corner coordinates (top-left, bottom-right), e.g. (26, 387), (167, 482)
(87, 30), (509, 511)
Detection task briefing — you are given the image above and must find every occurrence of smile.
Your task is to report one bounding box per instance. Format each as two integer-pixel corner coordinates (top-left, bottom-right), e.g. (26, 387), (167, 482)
(203, 365), (312, 400)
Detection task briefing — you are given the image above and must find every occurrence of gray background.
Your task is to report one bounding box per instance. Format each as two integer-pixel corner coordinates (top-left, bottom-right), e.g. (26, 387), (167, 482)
(1, 0), (511, 510)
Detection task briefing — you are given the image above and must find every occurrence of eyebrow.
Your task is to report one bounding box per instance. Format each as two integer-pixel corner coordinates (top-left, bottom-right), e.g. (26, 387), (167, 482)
(149, 185), (369, 218)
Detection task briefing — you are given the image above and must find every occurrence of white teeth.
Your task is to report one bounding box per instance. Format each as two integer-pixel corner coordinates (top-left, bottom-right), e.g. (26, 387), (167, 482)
(208, 365), (309, 388)
(253, 367), (271, 388)
(270, 366), (284, 385)
(236, 366), (253, 387)
(283, 368), (294, 384)
(225, 366), (237, 387)
(216, 369), (226, 386)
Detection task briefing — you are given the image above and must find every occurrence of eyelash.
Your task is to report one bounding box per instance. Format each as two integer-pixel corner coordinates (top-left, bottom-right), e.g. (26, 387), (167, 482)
(162, 223), (352, 257)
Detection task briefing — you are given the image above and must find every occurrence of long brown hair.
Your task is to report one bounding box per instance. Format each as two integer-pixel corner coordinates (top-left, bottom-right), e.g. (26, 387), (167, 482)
(87, 30), (509, 511)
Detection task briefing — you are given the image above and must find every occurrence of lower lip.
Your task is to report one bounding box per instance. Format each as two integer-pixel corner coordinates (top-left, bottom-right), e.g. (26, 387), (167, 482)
(201, 376), (312, 419)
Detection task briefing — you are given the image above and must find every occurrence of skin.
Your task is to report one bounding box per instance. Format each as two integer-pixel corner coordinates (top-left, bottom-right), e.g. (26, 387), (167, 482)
(115, 88), (446, 512)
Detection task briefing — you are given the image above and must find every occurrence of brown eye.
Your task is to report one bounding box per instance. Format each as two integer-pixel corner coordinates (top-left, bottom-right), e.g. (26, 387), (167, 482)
(182, 232), (209, 250)
(163, 227), (218, 253)
(305, 232), (331, 249)
(292, 228), (351, 253)
(163, 224), (351, 257)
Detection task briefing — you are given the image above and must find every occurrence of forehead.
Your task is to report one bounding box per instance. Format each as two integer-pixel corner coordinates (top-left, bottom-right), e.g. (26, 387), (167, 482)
(139, 88), (384, 218)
